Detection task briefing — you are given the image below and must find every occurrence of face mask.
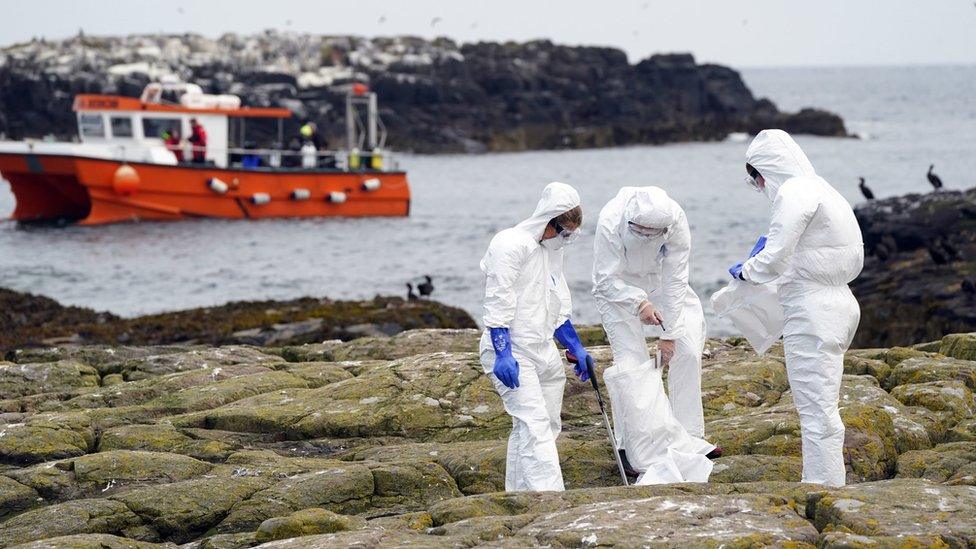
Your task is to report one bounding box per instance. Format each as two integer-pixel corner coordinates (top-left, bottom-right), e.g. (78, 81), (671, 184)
(541, 236), (566, 251)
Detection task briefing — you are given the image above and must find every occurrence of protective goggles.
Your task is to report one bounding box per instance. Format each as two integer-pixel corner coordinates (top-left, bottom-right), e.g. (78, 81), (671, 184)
(553, 221), (581, 243)
(745, 165), (763, 192)
(627, 221), (668, 238)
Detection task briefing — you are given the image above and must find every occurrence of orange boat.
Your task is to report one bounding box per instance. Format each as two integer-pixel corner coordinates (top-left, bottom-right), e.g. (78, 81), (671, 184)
(0, 82), (410, 224)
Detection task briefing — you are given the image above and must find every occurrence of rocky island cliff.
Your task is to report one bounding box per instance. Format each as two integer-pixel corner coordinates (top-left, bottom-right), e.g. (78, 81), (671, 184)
(0, 32), (846, 153)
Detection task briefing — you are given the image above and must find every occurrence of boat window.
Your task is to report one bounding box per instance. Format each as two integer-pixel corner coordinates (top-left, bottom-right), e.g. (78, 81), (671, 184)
(79, 114), (105, 138)
(142, 117), (182, 140)
(110, 117), (134, 138)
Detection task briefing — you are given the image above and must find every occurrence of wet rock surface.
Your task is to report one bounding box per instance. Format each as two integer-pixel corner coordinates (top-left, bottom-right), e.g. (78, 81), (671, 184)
(0, 33), (846, 153)
(1, 329), (975, 546)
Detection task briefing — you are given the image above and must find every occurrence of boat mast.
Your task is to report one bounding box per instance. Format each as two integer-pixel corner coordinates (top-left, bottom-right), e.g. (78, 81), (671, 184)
(345, 84), (379, 152)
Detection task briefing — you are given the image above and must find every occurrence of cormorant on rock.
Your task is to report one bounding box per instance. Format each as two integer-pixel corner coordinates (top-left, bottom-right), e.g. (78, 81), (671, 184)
(406, 283), (419, 301)
(927, 165), (944, 191)
(963, 278), (976, 297)
(927, 243), (949, 266)
(418, 275), (434, 298)
(858, 177), (874, 200)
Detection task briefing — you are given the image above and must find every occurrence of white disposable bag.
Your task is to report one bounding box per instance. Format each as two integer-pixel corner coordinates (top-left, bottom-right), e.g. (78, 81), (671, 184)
(710, 280), (784, 356)
(603, 358), (714, 485)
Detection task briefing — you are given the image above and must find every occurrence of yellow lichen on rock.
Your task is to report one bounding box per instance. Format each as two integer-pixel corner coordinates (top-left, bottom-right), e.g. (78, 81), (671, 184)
(0, 330), (974, 546)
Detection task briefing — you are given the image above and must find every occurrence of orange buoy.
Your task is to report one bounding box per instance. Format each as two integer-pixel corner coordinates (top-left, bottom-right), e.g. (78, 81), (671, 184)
(112, 165), (140, 196)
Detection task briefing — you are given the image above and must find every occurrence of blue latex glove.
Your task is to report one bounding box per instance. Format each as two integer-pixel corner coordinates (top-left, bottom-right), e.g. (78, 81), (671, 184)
(729, 236), (766, 279)
(554, 320), (592, 382)
(490, 327), (519, 389)
(748, 235), (767, 258)
(568, 352), (595, 384)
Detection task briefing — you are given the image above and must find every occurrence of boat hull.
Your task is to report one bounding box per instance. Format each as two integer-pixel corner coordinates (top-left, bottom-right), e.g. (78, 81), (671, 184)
(0, 153), (410, 225)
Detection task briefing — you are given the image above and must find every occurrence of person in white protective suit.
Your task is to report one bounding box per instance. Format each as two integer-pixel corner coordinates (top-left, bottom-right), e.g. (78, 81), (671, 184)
(479, 182), (596, 492)
(591, 186), (717, 484)
(730, 129), (864, 487)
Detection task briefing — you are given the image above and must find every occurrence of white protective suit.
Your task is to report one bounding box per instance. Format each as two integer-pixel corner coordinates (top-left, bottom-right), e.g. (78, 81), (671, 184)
(479, 182), (579, 492)
(741, 129), (864, 487)
(592, 186), (708, 436)
(592, 187), (714, 484)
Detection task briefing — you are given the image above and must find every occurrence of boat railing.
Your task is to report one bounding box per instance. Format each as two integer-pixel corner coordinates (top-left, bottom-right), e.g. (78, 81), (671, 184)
(112, 143), (400, 172)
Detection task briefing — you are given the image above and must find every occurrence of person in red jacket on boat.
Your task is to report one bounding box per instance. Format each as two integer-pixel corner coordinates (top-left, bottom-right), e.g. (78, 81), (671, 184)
(162, 130), (184, 163)
(188, 118), (207, 164)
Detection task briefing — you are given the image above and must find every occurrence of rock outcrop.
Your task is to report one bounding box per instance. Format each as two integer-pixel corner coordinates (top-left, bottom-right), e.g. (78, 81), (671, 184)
(2, 328), (976, 546)
(0, 288), (476, 352)
(0, 32), (846, 153)
(853, 187), (976, 348)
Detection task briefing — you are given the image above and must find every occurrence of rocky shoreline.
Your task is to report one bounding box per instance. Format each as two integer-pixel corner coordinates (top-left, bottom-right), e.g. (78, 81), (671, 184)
(1, 324), (975, 546)
(852, 187), (976, 348)
(0, 32), (846, 153)
(0, 288), (476, 352)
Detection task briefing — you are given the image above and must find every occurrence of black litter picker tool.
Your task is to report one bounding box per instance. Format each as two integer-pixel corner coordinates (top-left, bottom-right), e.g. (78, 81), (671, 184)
(566, 351), (629, 486)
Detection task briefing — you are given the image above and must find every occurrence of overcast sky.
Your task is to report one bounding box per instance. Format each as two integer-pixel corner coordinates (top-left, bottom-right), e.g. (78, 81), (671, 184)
(3, 0), (974, 68)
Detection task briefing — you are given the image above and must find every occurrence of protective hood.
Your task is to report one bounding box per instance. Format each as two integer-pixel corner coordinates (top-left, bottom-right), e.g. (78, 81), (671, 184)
(515, 182), (581, 241)
(746, 130), (816, 201)
(622, 186), (678, 230)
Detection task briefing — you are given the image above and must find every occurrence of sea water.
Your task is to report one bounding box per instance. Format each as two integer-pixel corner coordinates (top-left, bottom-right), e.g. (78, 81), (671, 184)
(1, 65), (974, 335)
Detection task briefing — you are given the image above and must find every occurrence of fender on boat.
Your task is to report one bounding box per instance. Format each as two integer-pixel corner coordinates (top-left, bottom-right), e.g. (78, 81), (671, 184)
(112, 165), (140, 196)
(208, 177), (229, 194)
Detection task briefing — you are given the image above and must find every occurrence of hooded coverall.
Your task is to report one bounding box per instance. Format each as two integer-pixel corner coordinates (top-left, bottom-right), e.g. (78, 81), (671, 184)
(742, 130), (864, 487)
(479, 182), (580, 491)
(591, 186), (714, 484)
(592, 186), (708, 438)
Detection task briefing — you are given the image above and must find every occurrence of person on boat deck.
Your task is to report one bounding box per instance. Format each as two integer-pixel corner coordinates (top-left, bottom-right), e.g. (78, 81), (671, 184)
(188, 118), (207, 164)
(299, 121), (327, 150)
(300, 121), (334, 168)
(162, 130), (184, 163)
